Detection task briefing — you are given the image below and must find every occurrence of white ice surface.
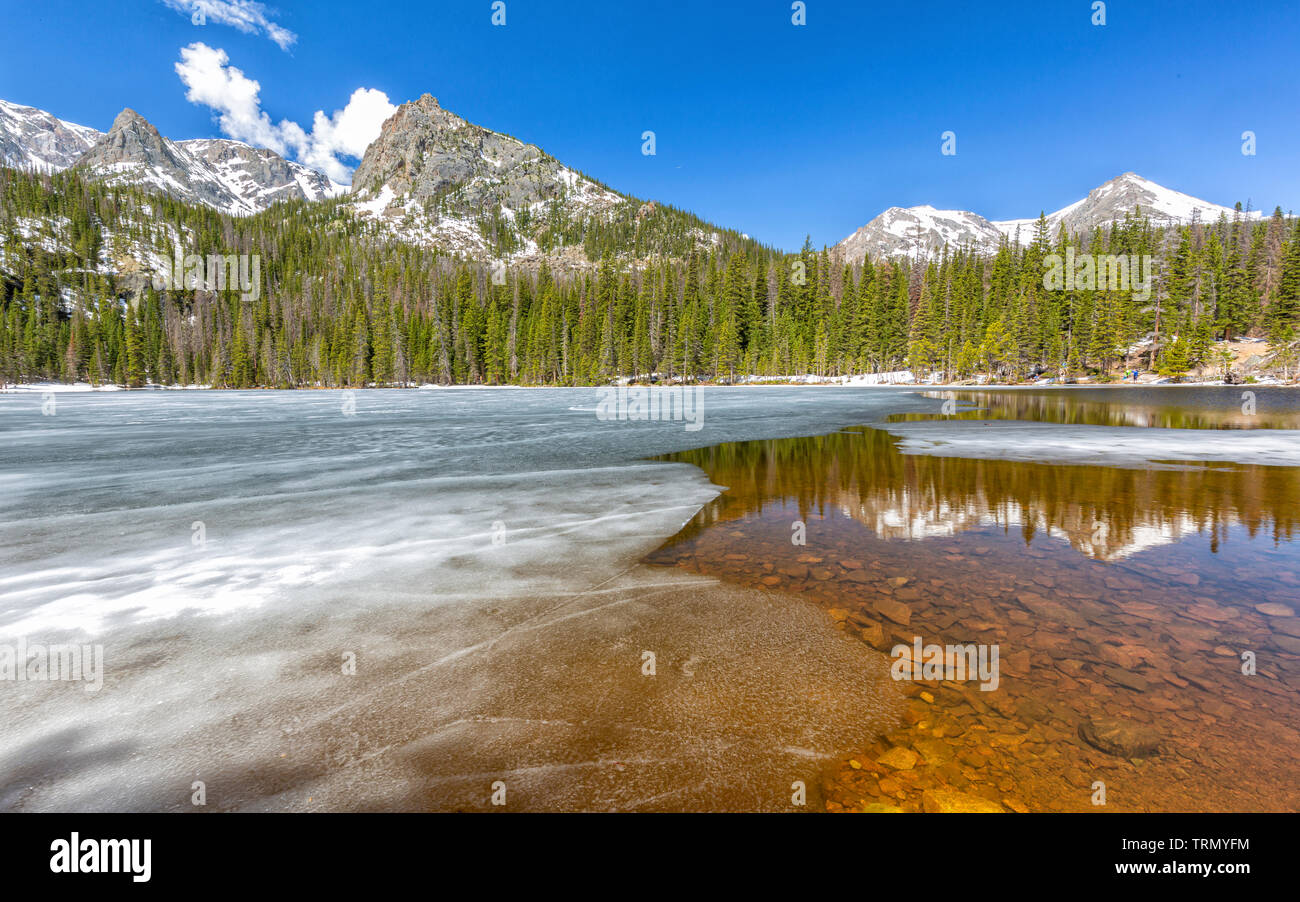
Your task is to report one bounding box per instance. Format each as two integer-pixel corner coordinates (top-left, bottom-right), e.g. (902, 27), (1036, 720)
(882, 418), (1300, 468)
(0, 387), (924, 811)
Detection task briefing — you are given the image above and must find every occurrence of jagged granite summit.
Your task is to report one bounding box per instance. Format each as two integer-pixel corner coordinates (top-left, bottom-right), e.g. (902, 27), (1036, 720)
(71, 108), (340, 216)
(351, 93), (621, 212)
(347, 94), (627, 258)
(0, 99), (103, 172)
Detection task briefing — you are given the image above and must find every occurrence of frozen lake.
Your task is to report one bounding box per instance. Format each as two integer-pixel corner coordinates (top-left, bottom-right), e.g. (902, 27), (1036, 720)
(0, 387), (929, 811)
(2, 386), (1298, 811)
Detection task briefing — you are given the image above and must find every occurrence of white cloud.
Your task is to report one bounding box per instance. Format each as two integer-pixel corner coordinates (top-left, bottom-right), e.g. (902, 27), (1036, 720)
(175, 43), (288, 153)
(175, 42), (396, 184)
(295, 89), (398, 183)
(162, 0), (297, 51)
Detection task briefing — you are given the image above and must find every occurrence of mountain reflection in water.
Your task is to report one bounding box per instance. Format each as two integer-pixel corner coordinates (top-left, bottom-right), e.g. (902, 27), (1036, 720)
(646, 425), (1300, 812)
(655, 426), (1300, 561)
(900, 386), (1300, 430)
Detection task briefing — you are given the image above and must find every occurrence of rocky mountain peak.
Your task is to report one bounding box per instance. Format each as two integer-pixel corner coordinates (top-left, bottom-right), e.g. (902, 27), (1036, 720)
(0, 99), (103, 171)
(347, 92), (628, 260)
(351, 93), (547, 205)
(111, 108), (151, 131)
(836, 172), (1259, 262)
(50, 105), (340, 215)
(77, 107), (187, 173)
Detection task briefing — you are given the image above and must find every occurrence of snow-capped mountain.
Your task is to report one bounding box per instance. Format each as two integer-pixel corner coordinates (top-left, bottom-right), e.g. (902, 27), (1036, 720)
(837, 172), (1260, 262)
(834, 205), (1007, 261)
(0, 99), (103, 172)
(175, 138), (346, 212)
(7, 95), (1266, 264)
(0, 99), (344, 215)
(347, 93), (631, 259)
(72, 109), (343, 216)
(2, 94), (735, 271)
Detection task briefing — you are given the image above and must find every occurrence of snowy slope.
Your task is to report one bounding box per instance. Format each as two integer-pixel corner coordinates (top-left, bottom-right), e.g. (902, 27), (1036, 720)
(2, 99), (344, 216)
(838, 172), (1261, 262)
(0, 99), (103, 172)
(178, 138), (346, 208)
(347, 94), (633, 261)
(836, 205), (1007, 261)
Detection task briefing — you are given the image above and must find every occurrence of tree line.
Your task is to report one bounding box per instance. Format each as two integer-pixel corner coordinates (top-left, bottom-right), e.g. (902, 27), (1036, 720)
(1, 165), (1297, 388)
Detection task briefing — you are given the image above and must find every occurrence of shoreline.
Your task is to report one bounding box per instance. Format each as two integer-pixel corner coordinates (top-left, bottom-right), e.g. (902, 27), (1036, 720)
(4, 378), (1299, 394)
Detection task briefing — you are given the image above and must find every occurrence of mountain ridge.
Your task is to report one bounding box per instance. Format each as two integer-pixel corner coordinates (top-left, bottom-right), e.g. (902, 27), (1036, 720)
(0, 100), (342, 216)
(0, 97), (1277, 264)
(72, 107), (342, 216)
(835, 172), (1262, 262)
(0, 98), (103, 172)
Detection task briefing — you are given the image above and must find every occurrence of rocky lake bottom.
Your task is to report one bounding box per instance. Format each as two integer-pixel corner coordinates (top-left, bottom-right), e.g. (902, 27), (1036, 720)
(645, 423), (1300, 812)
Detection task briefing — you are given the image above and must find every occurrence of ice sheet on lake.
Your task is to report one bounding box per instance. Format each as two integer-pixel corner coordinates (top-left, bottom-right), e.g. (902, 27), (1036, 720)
(0, 387), (922, 811)
(883, 419), (1300, 469)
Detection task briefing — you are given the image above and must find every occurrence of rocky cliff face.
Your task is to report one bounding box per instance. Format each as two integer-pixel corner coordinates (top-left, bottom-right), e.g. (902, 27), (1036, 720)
(71, 108), (341, 216)
(0, 99), (103, 172)
(348, 94), (626, 258)
(352, 93), (619, 212)
(74, 108), (196, 185)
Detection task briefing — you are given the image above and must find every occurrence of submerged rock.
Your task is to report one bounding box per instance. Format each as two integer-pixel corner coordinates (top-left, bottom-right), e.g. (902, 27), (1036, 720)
(1102, 666), (1150, 692)
(877, 747), (919, 770)
(861, 801), (905, 813)
(874, 598), (913, 625)
(1078, 715), (1162, 758)
(1271, 634), (1300, 655)
(921, 789), (1004, 813)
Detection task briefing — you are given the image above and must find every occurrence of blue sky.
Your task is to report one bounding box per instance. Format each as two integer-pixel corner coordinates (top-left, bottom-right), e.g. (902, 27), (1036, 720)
(1, 0), (1296, 250)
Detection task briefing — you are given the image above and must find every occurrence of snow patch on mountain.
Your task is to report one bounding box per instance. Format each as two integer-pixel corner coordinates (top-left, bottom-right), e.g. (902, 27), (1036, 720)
(0, 99), (103, 172)
(345, 94), (638, 262)
(2, 99), (345, 216)
(837, 172), (1261, 262)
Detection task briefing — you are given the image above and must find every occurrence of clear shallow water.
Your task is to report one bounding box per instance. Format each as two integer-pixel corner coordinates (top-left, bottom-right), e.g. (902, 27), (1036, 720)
(647, 425), (1300, 811)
